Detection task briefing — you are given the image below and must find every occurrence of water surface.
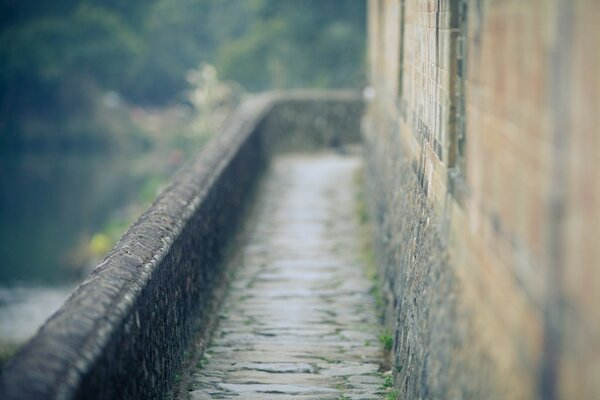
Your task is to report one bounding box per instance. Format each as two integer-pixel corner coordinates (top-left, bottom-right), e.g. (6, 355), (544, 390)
(0, 151), (168, 344)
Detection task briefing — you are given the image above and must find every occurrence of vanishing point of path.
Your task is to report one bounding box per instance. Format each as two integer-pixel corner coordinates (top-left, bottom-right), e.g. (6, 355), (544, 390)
(187, 151), (386, 399)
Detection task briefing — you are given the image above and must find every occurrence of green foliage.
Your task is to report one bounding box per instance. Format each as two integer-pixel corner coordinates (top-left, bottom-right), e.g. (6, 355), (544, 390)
(0, 0), (153, 143)
(216, 18), (287, 91)
(137, 174), (166, 204)
(380, 371), (398, 399)
(0, 340), (20, 369)
(216, 0), (366, 91)
(383, 374), (393, 388)
(385, 389), (400, 400)
(1, 0), (366, 145)
(379, 330), (394, 352)
(2, 0), (364, 99)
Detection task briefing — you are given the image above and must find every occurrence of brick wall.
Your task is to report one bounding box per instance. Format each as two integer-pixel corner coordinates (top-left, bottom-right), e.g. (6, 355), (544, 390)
(364, 1), (600, 398)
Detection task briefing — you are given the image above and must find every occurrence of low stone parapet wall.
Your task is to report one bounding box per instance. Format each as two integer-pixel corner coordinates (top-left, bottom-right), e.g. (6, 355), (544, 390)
(0, 90), (362, 400)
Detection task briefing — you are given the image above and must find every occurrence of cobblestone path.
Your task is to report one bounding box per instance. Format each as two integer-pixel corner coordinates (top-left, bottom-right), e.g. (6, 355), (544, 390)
(188, 152), (385, 399)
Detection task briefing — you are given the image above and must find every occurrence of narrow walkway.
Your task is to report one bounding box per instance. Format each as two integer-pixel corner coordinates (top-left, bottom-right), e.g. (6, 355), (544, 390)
(188, 151), (384, 399)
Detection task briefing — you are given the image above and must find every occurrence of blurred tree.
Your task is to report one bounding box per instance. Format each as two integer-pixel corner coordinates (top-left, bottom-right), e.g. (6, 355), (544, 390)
(216, 0), (366, 91)
(0, 0), (152, 144)
(123, 0), (252, 104)
(0, 0), (366, 146)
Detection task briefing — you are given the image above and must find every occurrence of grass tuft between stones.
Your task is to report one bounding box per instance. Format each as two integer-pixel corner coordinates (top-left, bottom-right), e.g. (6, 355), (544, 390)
(378, 330), (393, 352)
(385, 389), (400, 400)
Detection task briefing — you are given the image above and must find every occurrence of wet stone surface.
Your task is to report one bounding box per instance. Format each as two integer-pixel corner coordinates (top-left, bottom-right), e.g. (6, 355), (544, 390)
(187, 152), (384, 400)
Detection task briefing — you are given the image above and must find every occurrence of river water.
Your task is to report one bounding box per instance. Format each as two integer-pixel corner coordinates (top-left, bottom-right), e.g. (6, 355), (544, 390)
(0, 151), (170, 349)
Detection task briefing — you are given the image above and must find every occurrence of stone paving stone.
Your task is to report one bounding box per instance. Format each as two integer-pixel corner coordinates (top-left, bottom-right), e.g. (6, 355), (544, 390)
(187, 152), (384, 399)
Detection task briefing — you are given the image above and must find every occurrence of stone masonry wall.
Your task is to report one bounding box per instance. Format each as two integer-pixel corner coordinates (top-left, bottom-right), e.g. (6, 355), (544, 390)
(365, 1), (600, 399)
(0, 91), (362, 400)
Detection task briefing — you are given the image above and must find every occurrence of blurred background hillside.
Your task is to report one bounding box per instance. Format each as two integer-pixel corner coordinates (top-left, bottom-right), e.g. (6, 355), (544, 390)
(0, 0), (366, 364)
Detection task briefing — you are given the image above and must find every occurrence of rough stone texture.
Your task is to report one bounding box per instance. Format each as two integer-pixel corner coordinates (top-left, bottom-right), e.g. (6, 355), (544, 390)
(367, 1), (600, 399)
(363, 121), (472, 399)
(0, 91), (363, 400)
(259, 90), (364, 154)
(186, 152), (385, 400)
